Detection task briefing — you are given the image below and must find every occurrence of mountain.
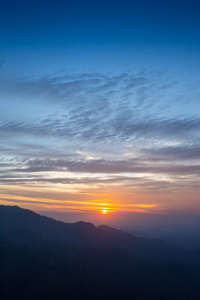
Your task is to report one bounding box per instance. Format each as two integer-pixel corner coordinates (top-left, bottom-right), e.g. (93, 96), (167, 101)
(0, 205), (166, 260)
(0, 205), (104, 246)
(1, 205), (200, 300)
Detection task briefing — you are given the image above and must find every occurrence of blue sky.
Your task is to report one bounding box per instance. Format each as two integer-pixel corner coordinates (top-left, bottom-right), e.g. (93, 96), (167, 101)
(1, 0), (200, 75)
(0, 0), (200, 226)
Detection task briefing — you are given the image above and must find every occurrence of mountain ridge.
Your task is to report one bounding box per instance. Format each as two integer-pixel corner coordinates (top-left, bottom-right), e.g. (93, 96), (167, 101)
(0, 205), (165, 257)
(1, 205), (200, 299)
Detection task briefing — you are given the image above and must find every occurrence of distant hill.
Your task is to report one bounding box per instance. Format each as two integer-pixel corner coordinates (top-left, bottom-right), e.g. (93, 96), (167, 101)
(1, 205), (200, 300)
(0, 205), (166, 259)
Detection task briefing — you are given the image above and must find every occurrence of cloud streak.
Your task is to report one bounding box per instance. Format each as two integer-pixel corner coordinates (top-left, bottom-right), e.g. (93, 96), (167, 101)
(0, 69), (200, 213)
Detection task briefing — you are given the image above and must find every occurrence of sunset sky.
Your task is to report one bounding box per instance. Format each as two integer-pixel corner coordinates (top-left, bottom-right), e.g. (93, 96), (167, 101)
(0, 0), (200, 228)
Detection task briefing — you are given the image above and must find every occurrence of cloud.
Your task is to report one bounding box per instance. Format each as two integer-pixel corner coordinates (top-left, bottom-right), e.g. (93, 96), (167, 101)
(1, 116), (199, 148)
(0, 70), (178, 118)
(142, 145), (200, 161)
(1, 156), (200, 178)
(1, 70), (198, 151)
(0, 69), (200, 207)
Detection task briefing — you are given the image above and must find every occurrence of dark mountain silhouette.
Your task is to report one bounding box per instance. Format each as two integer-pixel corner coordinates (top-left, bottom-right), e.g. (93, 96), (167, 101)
(0, 205), (166, 260)
(1, 205), (200, 300)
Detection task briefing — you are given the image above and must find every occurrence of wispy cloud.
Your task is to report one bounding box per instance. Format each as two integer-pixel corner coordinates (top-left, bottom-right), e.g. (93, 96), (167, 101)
(0, 69), (200, 213)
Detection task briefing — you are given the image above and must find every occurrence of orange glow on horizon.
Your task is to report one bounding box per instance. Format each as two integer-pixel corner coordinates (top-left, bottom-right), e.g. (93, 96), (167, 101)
(3, 183), (199, 215)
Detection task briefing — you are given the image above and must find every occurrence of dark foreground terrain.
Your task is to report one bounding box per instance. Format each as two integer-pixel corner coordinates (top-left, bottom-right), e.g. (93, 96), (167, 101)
(0, 205), (200, 300)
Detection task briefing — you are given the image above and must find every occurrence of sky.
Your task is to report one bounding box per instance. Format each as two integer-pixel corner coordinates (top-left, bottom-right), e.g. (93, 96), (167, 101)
(0, 0), (200, 229)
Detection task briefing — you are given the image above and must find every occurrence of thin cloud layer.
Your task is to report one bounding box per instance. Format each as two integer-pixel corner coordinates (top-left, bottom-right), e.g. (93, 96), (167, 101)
(0, 69), (200, 212)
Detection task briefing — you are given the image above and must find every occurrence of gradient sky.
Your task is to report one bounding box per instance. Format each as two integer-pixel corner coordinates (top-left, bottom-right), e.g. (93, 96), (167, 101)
(0, 0), (200, 227)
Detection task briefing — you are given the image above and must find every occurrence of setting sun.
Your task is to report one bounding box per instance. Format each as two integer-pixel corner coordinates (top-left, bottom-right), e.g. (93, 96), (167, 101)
(102, 209), (108, 215)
